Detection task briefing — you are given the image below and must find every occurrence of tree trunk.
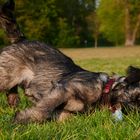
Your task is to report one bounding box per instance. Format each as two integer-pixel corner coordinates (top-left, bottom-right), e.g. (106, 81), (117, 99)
(94, 14), (99, 48)
(124, 0), (140, 47)
(132, 14), (140, 44)
(125, 38), (134, 47)
(125, 14), (140, 47)
(94, 36), (98, 48)
(124, 1), (134, 47)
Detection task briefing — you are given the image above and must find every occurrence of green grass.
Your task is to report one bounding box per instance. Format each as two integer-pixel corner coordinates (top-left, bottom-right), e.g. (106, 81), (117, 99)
(1, 47), (140, 140)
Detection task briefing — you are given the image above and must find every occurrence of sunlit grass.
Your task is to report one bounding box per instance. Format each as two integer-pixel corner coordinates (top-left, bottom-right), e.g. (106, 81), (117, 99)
(0, 47), (140, 140)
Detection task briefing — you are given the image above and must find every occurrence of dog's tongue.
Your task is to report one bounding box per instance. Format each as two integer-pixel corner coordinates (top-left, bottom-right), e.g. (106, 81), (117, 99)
(103, 79), (115, 93)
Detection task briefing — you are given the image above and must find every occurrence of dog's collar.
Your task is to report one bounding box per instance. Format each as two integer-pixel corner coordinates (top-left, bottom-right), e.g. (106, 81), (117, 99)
(101, 78), (124, 115)
(100, 78), (115, 107)
(103, 78), (115, 94)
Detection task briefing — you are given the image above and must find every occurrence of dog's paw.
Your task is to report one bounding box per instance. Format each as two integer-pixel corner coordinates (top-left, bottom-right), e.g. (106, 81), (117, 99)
(7, 93), (20, 107)
(13, 110), (29, 124)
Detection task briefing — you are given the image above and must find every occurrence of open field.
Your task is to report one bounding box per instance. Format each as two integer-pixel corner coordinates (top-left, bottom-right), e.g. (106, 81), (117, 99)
(62, 46), (140, 74)
(0, 47), (140, 140)
(61, 47), (140, 60)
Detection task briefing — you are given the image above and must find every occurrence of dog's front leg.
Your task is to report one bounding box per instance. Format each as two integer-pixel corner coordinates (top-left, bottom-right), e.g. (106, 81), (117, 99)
(7, 86), (20, 107)
(14, 85), (68, 123)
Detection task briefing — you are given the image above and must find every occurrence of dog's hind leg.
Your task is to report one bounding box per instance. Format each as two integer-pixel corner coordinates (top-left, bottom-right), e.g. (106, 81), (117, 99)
(64, 98), (85, 112)
(53, 98), (86, 122)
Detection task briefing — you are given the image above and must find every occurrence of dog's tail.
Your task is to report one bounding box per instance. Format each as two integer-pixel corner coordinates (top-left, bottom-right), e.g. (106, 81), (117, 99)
(0, 0), (25, 43)
(125, 66), (140, 84)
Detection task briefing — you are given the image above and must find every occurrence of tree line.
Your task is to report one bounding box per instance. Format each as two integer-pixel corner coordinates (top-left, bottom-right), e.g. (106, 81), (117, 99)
(0, 0), (140, 47)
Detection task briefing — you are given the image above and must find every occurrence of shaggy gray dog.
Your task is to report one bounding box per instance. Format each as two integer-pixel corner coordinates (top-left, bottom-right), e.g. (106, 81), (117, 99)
(0, 0), (109, 123)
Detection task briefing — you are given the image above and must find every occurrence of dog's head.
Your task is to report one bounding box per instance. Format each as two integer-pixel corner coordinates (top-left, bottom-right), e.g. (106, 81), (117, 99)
(110, 66), (140, 109)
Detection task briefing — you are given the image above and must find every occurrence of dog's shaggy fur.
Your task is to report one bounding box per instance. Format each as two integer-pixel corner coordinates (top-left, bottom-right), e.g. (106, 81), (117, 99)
(0, 0), (109, 123)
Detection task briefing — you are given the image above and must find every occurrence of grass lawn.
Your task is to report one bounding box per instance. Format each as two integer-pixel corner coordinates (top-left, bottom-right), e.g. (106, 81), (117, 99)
(1, 46), (140, 140)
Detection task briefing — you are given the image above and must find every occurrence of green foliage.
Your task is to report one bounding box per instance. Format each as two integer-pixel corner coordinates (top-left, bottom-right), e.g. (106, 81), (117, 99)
(1, 0), (140, 47)
(55, 18), (80, 47)
(13, 0), (95, 47)
(97, 0), (125, 45)
(15, 0), (58, 45)
(96, 0), (140, 46)
(0, 29), (9, 47)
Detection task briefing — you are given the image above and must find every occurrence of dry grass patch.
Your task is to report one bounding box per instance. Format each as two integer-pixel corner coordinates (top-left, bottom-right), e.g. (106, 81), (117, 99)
(61, 46), (140, 60)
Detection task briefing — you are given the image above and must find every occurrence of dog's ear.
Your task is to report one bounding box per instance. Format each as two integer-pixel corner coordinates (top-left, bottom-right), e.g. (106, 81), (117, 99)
(125, 66), (140, 84)
(127, 66), (140, 75)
